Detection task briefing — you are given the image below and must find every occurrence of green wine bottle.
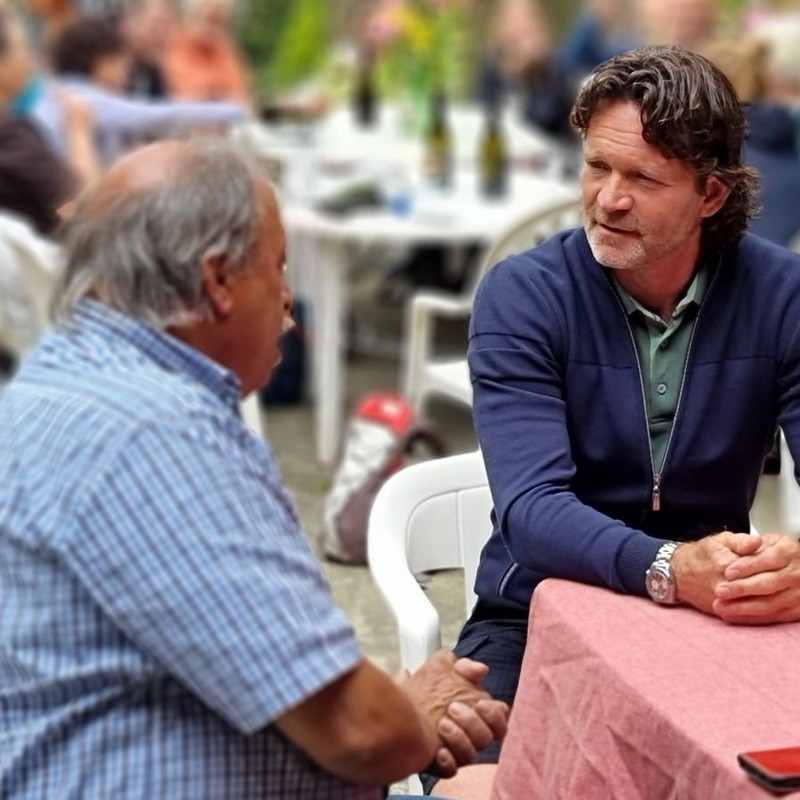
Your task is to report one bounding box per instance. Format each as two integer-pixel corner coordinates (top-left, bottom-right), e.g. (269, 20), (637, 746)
(479, 103), (508, 198)
(353, 48), (378, 128)
(423, 90), (453, 190)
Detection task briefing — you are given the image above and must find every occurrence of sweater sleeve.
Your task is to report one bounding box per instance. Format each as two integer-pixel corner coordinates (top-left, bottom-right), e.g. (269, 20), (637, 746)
(468, 252), (664, 595)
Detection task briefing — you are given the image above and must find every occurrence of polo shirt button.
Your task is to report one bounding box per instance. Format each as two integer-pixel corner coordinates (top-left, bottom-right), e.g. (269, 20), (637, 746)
(657, 383), (667, 395)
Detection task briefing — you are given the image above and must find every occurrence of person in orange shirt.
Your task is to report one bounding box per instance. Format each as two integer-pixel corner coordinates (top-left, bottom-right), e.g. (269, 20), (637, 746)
(163, 0), (250, 104)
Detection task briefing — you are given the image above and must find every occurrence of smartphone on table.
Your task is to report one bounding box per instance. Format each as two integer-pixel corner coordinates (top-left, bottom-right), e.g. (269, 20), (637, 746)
(738, 747), (800, 794)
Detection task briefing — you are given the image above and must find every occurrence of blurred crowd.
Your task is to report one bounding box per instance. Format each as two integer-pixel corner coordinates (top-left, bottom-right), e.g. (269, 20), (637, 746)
(0, 0), (254, 240)
(4, 0), (800, 372)
(470, 0), (800, 247)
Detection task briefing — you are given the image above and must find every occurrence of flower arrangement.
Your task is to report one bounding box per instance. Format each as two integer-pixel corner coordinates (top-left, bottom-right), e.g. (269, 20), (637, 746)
(366, 0), (471, 108)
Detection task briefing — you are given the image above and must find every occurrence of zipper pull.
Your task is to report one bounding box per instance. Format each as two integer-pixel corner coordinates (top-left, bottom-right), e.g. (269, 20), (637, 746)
(652, 473), (662, 511)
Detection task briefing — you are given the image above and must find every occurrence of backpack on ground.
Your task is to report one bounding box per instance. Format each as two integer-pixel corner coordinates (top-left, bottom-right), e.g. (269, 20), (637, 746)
(322, 392), (445, 565)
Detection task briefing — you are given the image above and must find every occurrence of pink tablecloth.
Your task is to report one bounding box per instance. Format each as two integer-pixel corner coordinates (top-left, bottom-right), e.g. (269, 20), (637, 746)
(492, 579), (800, 800)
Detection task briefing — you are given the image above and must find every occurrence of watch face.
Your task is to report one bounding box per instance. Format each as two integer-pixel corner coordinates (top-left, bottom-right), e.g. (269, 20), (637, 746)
(647, 571), (670, 601)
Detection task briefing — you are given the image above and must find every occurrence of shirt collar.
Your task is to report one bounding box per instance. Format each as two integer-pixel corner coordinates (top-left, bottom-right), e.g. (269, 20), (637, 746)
(64, 299), (242, 409)
(613, 261), (710, 323)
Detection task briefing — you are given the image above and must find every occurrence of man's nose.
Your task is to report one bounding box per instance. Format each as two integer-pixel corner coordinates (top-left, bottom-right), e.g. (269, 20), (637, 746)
(596, 175), (633, 213)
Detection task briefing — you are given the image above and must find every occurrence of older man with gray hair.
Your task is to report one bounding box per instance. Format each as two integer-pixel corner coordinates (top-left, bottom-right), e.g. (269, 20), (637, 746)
(0, 138), (507, 799)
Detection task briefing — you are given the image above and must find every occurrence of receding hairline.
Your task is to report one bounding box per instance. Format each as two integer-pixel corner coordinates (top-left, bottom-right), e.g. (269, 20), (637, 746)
(79, 140), (277, 223)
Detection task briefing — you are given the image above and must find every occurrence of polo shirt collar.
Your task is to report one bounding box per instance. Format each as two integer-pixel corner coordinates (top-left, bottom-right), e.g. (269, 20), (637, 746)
(613, 261), (710, 322)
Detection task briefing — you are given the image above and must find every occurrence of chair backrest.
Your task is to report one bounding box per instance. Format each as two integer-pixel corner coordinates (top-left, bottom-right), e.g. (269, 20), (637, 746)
(751, 430), (800, 535)
(367, 450), (493, 671)
(472, 196), (584, 292)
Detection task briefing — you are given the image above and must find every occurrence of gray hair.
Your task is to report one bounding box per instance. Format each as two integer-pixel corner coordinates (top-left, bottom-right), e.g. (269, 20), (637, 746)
(53, 139), (264, 329)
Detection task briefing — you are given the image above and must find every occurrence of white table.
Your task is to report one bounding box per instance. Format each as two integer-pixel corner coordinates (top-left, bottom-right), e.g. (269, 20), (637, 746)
(283, 170), (580, 463)
(233, 102), (566, 181)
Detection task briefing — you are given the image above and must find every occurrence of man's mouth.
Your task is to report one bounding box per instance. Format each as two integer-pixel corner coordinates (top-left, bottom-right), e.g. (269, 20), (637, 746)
(596, 221), (634, 235)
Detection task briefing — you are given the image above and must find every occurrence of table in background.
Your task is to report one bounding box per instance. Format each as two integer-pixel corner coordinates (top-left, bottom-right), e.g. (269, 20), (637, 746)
(283, 171), (579, 463)
(492, 579), (800, 800)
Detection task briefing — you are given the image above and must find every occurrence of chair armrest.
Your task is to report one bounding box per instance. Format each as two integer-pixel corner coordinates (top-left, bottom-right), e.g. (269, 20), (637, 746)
(411, 290), (473, 319)
(368, 479), (443, 672)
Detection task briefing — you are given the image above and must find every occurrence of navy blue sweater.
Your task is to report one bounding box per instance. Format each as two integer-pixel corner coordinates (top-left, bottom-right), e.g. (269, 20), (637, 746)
(469, 229), (800, 608)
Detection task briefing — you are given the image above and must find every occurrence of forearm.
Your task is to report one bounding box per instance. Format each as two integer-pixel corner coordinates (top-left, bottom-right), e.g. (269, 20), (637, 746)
(500, 486), (662, 594)
(276, 659), (438, 786)
(103, 96), (247, 136)
(474, 381), (661, 594)
(65, 124), (100, 187)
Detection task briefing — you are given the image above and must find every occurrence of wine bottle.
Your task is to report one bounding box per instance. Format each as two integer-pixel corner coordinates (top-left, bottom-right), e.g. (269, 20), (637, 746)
(353, 49), (377, 128)
(479, 102), (509, 198)
(423, 90), (453, 190)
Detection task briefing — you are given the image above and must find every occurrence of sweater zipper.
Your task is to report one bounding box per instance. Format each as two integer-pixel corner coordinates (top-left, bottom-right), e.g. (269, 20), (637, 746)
(617, 310), (659, 509)
(607, 267), (716, 512)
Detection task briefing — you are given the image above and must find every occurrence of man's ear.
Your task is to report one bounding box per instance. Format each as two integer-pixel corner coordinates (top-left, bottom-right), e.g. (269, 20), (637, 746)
(700, 175), (732, 219)
(201, 252), (235, 320)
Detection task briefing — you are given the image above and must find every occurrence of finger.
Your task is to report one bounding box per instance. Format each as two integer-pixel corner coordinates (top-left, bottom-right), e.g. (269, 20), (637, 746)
(721, 532), (765, 557)
(447, 700), (494, 751)
(712, 590), (800, 623)
(725, 544), (794, 581)
(452, 657), (489, 684)
(433, 746), (458, 778)
(717, 569), (795, 600)
(472, 697), (510, 740)
(437, 714), (479, 766)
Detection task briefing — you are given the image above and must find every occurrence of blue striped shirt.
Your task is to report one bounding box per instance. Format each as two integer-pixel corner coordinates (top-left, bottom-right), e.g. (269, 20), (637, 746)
(0, 300), (378, 799)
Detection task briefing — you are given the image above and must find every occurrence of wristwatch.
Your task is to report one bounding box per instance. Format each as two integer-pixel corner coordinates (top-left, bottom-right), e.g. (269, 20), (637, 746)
(645, 541), (682, 604)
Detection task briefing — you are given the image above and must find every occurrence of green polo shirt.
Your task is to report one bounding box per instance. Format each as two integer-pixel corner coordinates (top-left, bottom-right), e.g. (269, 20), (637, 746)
(613, 265), (709, 473)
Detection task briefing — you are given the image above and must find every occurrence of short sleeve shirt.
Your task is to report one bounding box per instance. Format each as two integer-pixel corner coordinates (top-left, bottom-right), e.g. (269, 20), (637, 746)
(0, 300), (379, 799)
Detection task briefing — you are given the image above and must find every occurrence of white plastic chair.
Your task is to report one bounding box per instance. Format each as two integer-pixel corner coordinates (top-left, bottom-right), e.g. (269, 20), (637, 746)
(751, 430), (800, 536)
(402, 196), (583, 414)
(367, 449), (493, 795)
(367, 449), (493, 673)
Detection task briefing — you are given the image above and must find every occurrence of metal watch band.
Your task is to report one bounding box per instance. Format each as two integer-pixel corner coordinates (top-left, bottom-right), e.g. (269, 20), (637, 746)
(645, 541), (682, 605)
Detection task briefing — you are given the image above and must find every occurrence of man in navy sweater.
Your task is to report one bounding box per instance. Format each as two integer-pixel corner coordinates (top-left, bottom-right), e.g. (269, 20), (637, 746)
(427, 45), (800, 799)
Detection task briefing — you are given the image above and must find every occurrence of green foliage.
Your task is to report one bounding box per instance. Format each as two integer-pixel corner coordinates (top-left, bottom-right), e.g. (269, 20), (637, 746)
(238, 0), (331, 97)
(237, 0), (292, 97)
(373, 0), (473, 101)
(265, 0), (331, 90)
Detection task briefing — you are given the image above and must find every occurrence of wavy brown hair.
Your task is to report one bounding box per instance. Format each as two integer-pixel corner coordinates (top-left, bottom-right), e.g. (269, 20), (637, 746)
(570, 45), (760, 252)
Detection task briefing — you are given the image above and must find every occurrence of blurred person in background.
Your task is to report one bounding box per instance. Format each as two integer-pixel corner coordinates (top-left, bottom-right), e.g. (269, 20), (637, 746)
(0, 8), (95, 234)
(34, 15), (246, 166)
(21, 0), (77, 50)
(121, 0), (177, 99)
(163, 0), (251, 104)
(705, 17), (800, 247)
(0, 8), (96, 387)
(557, 0), (638, 81)
(636, 0), (719, 51)
(477, 0), (575, 142)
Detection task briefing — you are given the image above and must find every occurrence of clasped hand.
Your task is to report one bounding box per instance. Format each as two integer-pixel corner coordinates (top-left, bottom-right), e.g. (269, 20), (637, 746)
(673, 531), (800, 624)
(397, 649), (509, 777)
